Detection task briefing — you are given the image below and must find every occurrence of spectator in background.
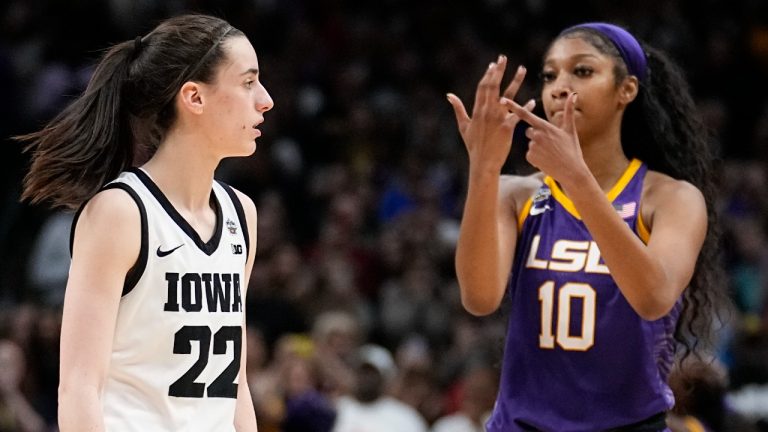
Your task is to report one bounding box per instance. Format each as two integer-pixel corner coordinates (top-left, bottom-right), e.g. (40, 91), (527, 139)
(667, 359), (758, 432)
(248, 330), (337, 432)
(332, 344), (428, 432)
(431, 364), (498, 432)
(0, 339), (45, 432)
(281, 353), (337, 432)
(26, 210), (73, 307)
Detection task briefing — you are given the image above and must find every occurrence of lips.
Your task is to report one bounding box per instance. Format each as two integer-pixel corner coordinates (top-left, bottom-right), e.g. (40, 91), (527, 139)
(549, 108), (579, 118)
(252, 120), (263, 138)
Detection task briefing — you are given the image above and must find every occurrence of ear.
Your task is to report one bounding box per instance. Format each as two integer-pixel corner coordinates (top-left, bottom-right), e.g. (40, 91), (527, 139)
(618, 76), (639, 106)
(177, 81), (205, 115)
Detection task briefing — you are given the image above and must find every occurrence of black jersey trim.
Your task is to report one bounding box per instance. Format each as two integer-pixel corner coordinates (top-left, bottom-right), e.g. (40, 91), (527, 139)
(217, 181), (250, 257)
(69, 182), (149, 297)
(128, 167), (223, 256)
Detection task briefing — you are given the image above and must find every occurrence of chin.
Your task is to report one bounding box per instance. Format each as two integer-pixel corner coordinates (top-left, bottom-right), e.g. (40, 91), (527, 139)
(225, 143), (257, 158)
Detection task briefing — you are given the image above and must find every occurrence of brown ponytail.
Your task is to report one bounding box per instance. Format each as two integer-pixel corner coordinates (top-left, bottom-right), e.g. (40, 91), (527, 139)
(17, 14), (244, 209)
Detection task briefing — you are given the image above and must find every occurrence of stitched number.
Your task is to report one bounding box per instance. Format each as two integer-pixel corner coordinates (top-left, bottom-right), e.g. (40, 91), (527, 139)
(538, 282), (596, 351)
(168, 325), (241, 398)
(207, 326), (241, 398)
(169, 326), (210, 397)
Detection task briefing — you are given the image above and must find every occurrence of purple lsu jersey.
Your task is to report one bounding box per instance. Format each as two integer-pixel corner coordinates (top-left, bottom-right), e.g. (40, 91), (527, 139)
(486, 160), (680, 432)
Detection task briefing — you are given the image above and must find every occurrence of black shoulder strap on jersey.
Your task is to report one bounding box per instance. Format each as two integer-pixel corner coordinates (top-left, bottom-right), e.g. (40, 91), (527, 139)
(217, 182), (250, 258)
(69, 182), (148, 297)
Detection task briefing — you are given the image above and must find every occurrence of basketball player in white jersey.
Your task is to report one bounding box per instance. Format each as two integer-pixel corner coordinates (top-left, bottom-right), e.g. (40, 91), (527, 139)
(17, 14), (273, 431)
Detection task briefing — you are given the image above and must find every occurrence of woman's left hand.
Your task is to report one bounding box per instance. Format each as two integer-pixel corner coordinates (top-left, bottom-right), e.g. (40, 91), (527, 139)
(503, 92), (588, 186)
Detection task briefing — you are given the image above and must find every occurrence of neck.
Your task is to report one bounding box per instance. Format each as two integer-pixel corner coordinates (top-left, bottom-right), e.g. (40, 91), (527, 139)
(142, 128), (219, 212)
(579, 118), (630, 192)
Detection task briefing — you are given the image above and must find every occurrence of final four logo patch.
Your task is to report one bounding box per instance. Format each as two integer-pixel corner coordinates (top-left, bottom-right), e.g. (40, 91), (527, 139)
(532, 187), (551, 204)
(529, 187), (553, 216)
(226, 218), (238, 235)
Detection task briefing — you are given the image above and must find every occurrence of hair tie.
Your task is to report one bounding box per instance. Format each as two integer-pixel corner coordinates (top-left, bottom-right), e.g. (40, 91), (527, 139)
(133, 36), (143, 56)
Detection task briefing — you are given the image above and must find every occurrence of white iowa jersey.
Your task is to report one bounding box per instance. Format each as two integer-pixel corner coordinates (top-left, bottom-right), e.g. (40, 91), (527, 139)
(73, 168), (250, 431)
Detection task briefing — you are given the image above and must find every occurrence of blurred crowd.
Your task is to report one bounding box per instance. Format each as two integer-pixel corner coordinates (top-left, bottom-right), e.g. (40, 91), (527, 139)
(1, 0), (767, 431)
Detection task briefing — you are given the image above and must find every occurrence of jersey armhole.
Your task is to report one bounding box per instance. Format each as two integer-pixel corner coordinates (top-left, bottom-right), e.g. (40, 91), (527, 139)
(636, 203), (651, 244)
(217, 182), (250, 257)
(517, 197), (534, 232)
(69, 183), (148, 297)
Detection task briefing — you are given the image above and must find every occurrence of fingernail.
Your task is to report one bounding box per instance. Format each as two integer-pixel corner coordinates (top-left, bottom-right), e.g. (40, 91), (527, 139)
(518, 65), (526, 73)
(489, 62), (494, 69)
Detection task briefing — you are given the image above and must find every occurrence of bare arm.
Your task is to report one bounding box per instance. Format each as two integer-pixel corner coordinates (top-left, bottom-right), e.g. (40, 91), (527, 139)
(567, 173), (706, 320)
(58, 190), (141, 432)
(448, 55), (534, 315)
(455, 175), (523, 315)
(507, 94), (707, 320)
(233, 189), (259, 432)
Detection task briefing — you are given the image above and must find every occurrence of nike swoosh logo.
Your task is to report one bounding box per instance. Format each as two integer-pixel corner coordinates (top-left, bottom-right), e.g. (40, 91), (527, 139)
(157, 244), (184, 257)
(529, 205), (551, 216)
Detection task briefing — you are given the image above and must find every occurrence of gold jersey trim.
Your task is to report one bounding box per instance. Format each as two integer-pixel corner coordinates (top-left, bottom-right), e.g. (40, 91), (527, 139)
(544, 158), (642, 220)
(518, 196), (534, 231)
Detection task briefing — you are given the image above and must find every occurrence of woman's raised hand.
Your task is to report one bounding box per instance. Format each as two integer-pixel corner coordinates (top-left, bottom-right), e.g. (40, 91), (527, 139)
(503, 92), (586, 185)
(447, 55), (535, 174)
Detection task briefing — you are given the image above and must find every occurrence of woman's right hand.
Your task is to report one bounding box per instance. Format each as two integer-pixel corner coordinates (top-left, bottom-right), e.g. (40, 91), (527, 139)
(447, 55), (535, 174)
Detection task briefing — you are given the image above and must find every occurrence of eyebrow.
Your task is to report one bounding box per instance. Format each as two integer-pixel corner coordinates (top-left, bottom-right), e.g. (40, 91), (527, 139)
(240, 68), (259, 76)
(544, 53), (600, 65)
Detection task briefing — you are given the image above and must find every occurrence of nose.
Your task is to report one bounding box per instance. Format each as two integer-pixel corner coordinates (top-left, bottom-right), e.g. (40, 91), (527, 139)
(256, 82), (274, 113)
(549, 75), (572, 101)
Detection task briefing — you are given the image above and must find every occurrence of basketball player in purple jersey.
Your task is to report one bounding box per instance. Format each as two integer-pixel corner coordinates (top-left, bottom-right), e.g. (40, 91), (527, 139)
(447, 23), (725, 431)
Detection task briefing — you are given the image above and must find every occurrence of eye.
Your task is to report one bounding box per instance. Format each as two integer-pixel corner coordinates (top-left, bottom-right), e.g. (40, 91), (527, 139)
(540, 70), (556, 83)
(573, 66), (593, 77)
(244, 79), (254, 89)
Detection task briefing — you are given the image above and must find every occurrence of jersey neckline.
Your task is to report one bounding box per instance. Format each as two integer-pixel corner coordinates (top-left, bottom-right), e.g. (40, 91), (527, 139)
(544, 158), (643, 220)
(129, 167), (223, 256)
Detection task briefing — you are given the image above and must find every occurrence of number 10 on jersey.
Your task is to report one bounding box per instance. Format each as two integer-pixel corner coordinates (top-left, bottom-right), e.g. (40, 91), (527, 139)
(538, 281), (596, 351)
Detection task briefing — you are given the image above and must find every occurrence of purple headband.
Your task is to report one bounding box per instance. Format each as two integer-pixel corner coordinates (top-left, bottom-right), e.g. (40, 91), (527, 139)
(561, 22), (647, 82)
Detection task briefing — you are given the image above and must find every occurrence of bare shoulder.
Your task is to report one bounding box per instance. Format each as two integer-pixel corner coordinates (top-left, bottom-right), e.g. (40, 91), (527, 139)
(72, 188), (142, 269)
(643, 171), (705, 207)
(78, 188), (141, 233)
(642, 170), (706, 228)
(500, 172), (546, 208)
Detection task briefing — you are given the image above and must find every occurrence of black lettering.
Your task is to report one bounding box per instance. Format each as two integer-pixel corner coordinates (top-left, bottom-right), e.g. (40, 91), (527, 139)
(164, 273), (180, 311)
(203, 273), (231, 313)
(232, 274), (242, 312)
(182, 273), (203, 312)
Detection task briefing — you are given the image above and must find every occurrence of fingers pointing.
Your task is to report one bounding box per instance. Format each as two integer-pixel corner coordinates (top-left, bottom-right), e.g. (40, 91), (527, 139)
(502, 98), (550, 129)
(502, 65), (527, 101)
(563, 93), (578, 135)
(446, 93), (470, 132)
(502, 98), (536, 130)
(474, 55), (507, 111)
